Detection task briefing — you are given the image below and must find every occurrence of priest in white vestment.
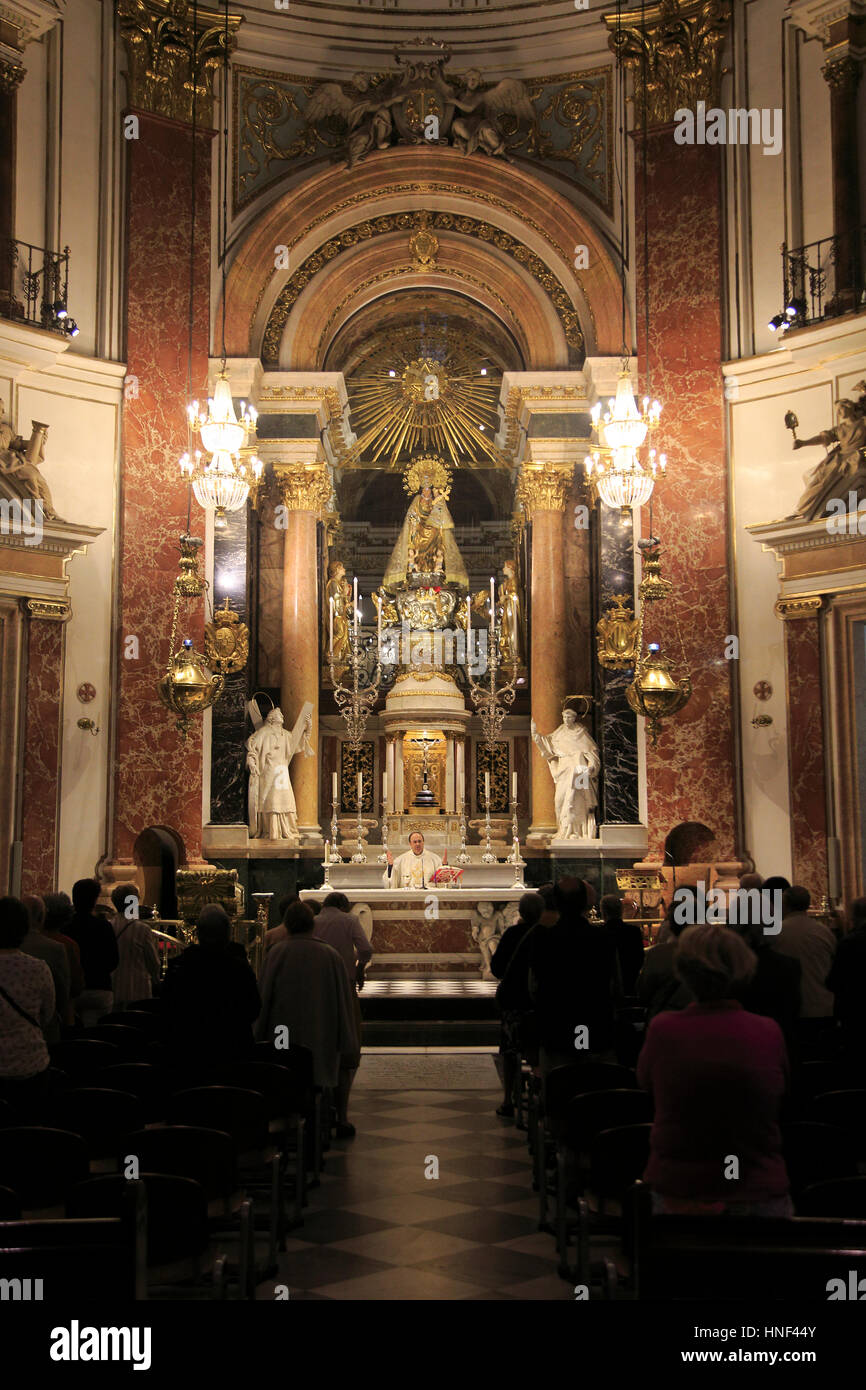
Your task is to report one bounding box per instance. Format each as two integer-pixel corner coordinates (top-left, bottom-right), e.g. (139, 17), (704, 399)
(383, 831), (446, 888)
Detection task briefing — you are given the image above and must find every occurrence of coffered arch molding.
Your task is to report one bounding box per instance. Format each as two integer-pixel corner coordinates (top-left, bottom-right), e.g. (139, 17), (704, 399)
(220, 146), (626, 368)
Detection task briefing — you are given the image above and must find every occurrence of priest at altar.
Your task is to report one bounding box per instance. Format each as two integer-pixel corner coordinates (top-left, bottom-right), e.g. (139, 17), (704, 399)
(382, 831), (447, 888)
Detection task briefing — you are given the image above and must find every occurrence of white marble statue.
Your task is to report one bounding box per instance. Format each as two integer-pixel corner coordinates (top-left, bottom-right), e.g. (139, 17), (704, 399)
(246, 704), (314, 842)
(382, 830), (444, 888)
(471, 900), (505, 979)
(531, 707), (600, 842)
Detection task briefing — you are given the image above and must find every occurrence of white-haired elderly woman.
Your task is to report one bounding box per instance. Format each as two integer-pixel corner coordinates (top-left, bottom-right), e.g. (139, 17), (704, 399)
(637, 924), (792, 1217)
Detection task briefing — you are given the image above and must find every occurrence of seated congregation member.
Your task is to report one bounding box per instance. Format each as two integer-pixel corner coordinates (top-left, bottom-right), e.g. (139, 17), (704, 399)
(770, 886), (836, 1045)
(20, 894), (70, 1038)
(313, 892), (372, 1137)
(600, 893), (645, 997)
(826, 897), (866, 1063)
(162, 904), (261, 1064)
(528, 877), (617, 1071)
(637, 889), (696, 1020)
(638, 924), (791, 1217)
(67, 878), (119, 1024)
(0, 896), (56, 1112)
(257, 901), (359, 1095)
(110, 883), (161, 1009)
(490, 890), (544, 1118)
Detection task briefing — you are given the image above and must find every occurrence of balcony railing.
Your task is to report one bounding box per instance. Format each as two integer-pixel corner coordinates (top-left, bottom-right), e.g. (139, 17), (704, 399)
(779, 227), (866, 329)
(0, 238), (78, 336)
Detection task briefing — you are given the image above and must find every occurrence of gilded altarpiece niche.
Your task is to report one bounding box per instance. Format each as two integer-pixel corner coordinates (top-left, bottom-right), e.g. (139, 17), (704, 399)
(475, 742), (510, 814)
(403, 732), (447, 811)
(341, 742), (374, 813)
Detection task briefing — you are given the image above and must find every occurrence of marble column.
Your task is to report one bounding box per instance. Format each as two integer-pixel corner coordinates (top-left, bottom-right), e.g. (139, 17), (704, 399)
(272, 452), (330, 842)
(455, 736), (466, 811)
(608, 2), (738, 861)
(823, 52), (862, 304)
(518, 461), (572, 842)
(385, 736), (397, 814)
(0, 2), (62, 313)
(109, 1), (239, 889)
(19, 604), (66, 895)
(788, 1), (864, 306)
(0, 59), (23, 314)
(776, 596), (829, 900)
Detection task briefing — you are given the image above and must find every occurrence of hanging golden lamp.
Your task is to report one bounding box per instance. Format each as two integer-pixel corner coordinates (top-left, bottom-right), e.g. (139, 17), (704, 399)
(626, 642), (692, 746)
(157, 535), (225, 738)
(626, 536), (691, 745)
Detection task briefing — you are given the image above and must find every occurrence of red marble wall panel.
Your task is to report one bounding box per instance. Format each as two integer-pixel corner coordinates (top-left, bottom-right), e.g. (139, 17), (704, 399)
(635, 132), (737, 860)
(372, 913), (475, 955)
(20, 616), (64, 894)
(114, 114), (213, 864)
(783, 615), (828, 898)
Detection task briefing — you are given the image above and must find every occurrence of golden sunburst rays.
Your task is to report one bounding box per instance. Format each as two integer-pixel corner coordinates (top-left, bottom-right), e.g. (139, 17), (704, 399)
(343, 343), (504, 471)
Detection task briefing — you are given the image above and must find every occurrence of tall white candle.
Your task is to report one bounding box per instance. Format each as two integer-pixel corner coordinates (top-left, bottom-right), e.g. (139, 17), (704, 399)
(377, 596), (382, 650)
(353, 577), (359, 633)
(490, 577), (495, 622)
(329, 596), (334, 656)
(332, 771), (338, 802)
(512, 771), (517, 802)
(357, 771), (363, 803)
(383, 771), (388, 806)
(485, 770), (491, 802)
(458, 769), (464, 805)
(325, 840), (330, 864)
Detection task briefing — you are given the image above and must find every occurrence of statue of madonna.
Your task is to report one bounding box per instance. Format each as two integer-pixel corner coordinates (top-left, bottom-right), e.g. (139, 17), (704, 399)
(382, 459), (469, 591)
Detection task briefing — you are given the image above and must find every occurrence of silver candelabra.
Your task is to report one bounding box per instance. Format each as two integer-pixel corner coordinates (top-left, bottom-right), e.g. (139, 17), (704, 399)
(329, 614), (382, 749)
(378, 797), (390, 865)
(455, 800), (472, 865)
(481, 791), (497, 864)
(330, 792), (343, 863)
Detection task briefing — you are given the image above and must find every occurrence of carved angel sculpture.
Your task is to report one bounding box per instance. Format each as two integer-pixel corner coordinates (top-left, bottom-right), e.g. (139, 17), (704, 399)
(450, 71), (535, 158)
(305, 72), (399, 168)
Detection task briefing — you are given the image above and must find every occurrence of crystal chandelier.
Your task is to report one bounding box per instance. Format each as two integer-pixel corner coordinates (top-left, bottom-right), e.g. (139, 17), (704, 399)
(584, 364), (666, 513)
(179, 0), (262, 530)
(181, 372), (262, 529)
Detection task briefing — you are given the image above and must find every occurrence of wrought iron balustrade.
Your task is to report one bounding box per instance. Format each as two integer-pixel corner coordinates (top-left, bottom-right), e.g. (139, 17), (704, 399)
(781, 227), (866, 328)
(0, 238), (76, 335)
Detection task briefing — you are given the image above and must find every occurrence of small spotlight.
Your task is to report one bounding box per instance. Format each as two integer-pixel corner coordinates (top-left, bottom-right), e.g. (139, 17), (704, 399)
(479, 424), (485, 431)
(53, 300), (68, 320)
(648, 642), (660, 653)
(480, 367), (487, 375)
(66, 319), (80, 337)
(768, 314), (785, 332)
(388, 369), (396, 378)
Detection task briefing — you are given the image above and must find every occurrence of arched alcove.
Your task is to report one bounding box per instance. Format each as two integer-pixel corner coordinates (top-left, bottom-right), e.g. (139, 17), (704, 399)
(664, 821), (719, 867)
(133, 825), (184, 920)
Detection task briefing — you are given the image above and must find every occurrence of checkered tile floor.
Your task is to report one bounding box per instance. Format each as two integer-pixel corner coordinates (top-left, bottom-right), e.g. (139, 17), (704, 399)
(258, 1065), (574, 1300)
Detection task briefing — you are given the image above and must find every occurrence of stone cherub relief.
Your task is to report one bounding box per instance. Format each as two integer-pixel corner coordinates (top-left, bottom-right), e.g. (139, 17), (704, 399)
(304, 46), (535, 169)
(470, 900), (506, 980)
(0, 403), (56, 517)
(786, 382), (866, 521)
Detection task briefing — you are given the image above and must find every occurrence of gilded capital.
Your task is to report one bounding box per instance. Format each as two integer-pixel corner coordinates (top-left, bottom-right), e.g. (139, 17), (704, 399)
(0, 57), (26, 92)
(604, 0), (732, 127)
(774, 595), (823, 620)
(822, 53), (863, 92)
(115, 0), (242, 124)
(517, 464), (572, 517)
(272, 461), (332, 514)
